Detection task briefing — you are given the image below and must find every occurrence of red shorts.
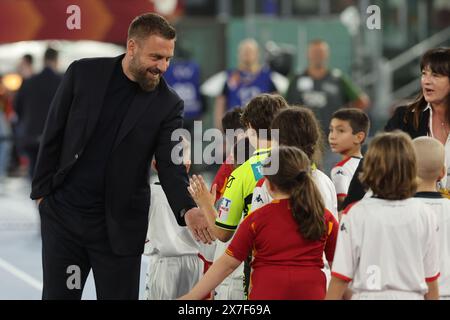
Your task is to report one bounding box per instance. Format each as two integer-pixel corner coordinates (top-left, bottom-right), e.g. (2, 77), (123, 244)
(249, 266), (326, 300)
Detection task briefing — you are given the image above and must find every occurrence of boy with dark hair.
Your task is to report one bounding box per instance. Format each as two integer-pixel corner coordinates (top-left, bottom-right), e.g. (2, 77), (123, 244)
(221, 107), (244, 132)
(328, 108), (370, 210)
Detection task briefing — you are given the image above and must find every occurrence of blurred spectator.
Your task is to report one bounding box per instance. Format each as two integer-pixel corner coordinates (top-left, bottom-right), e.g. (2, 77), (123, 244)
(18, 54), (34, 80)
(14, 47), (62, 179)
(286, 39), (370, 172)
(164, 46), (205, 133)
(7, 53), (35, 176)
(0, 75), (12, 185)
(433, 0), (450, 30)
(286, 39), (369, 130)
(214, 38), (282, 130)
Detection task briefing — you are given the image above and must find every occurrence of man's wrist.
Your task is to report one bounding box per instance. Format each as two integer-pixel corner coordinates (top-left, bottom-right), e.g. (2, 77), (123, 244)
(180, 206), (195, 219)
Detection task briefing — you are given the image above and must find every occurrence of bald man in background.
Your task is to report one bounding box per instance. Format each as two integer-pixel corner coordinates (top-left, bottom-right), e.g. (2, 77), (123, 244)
(286, 39), (370, 172)
(286, 39), (369, 129)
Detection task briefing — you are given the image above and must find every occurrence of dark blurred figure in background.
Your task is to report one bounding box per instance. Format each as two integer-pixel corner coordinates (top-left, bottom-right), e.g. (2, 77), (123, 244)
(286, 39), (369, 129)
(14, 47), (62, 179)
(18, 54), (35, 80)
(164, 46), (205, 134)
(214, 39), (280, 130)
(0, 75), (13, 188)
(7, 53), (35, 177)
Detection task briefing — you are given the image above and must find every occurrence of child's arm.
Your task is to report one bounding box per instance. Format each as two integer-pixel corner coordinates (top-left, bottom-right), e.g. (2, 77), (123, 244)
(325, 276), (350, 300)
(188, 175), (235, 242)
(342, 288), (353, 300)
(424, 279), (439, 300)
(179, 253), (241, 300)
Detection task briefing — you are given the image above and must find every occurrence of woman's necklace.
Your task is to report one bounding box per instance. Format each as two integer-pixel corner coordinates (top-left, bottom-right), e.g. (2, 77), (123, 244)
(434, 113), (450, 137)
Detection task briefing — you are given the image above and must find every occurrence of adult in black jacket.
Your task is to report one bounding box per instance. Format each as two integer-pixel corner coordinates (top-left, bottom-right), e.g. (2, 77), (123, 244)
(14, 48), (62, 178)
(343, 47), (450, 209)
(31, 13), (213, 300)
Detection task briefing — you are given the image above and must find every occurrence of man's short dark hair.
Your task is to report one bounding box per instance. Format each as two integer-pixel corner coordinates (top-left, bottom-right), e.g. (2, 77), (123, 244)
(128, 13), (176, 42)
(331, 108), (370, 138)
(241, 94), (288, 139)
(222, 107), (244, 131)
(23, 54), (33, 65)
(44, 48), (58, 62)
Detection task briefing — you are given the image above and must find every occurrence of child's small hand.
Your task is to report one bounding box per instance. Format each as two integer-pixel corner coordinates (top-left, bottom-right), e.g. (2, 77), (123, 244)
(188, 175), (216, 209)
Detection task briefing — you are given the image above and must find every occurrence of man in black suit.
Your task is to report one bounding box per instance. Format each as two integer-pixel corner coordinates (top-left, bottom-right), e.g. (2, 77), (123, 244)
(14, 48), (62, 178)
(31, 13), (214, 300)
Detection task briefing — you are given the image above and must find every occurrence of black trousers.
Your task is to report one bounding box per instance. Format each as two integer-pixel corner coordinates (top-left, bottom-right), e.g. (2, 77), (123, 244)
(23, 143), (39, 179)
(39, 197), (141, 300)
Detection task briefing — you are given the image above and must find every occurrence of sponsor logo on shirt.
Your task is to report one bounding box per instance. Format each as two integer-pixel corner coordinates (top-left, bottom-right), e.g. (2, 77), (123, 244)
(251, 163), (263, 181)
(255, 194), (263, 203)
(218, 197), (232, 220)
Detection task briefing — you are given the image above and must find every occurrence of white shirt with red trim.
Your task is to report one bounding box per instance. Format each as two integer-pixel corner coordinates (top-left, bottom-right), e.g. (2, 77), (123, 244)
(332, 197), (440, 296)
(415, 192), (450, 297)
(330, 156), (362, 198)
(250, 168), (338, 219)
(144, 183), (216, 261)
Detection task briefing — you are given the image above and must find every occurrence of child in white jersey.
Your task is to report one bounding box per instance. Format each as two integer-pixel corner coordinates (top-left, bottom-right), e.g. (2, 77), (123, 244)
(413, 136), (450, 299)
(326, 131), (440, 300)
(328, 108), (370, 211)
(144, 137), (216, 300)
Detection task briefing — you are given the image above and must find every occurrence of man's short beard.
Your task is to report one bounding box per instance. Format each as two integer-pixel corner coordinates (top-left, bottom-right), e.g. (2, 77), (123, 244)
(129, 56), (160, 92)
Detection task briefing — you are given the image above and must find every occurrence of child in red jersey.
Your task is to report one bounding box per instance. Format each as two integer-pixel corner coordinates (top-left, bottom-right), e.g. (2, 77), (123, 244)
(180, 146), (339, 300)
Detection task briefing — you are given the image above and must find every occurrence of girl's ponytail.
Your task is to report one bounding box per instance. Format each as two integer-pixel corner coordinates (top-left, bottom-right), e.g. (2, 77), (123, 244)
(290, 170), (325, 241)
(264, 146), (326, 241)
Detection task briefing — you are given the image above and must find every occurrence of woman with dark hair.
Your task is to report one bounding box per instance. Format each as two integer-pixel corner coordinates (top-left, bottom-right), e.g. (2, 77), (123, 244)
(385, 47), (450, 193)
(343, 47), (450, 207)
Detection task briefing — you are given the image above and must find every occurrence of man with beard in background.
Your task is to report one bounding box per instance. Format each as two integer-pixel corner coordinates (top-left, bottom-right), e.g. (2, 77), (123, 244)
(31, 13), (214, 300)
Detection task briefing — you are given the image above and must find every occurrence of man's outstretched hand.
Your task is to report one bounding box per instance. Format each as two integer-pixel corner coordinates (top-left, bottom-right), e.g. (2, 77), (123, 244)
(184, 207), (216, 244)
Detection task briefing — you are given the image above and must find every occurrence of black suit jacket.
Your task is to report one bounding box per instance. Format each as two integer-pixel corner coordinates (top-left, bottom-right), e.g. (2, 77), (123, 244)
(384, 105), (430, 138)
(30, 55), (196, 255)
(14, 67), (62, 147)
